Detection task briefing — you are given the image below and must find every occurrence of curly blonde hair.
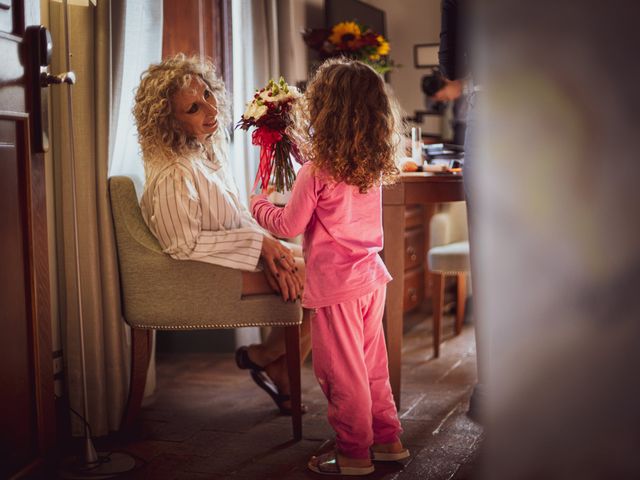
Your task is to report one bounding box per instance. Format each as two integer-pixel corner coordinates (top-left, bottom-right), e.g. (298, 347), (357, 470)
(290, 58), (403, 193)
(133, 54), (231, 177)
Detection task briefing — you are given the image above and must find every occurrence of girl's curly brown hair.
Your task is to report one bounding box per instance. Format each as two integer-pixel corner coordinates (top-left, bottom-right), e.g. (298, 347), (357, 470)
(290, 58), (403, 193)
(133, 54), (231, 177)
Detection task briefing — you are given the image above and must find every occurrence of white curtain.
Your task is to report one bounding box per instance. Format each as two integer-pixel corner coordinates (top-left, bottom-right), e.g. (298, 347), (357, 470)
(231, 0), (278, 203)
(108, 0), (163, 403)
(232, 0), (312, 346)
(230, 0), (310, 204)
(48, 0), (161, 436)
(231, 0), (280, 346)
(108, 1), (162, 196)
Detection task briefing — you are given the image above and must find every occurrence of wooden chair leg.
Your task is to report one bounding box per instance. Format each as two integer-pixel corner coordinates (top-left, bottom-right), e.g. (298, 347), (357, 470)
(121, 328), (152, 430)
(284, 324), (302, 441)
(455, 273), (467, 335)
(432, 273), (445, 358)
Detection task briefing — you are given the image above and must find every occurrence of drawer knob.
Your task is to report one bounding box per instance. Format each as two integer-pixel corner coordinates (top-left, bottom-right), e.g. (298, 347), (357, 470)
(406, 246), (418, 262)
(408, 288), (418, 302)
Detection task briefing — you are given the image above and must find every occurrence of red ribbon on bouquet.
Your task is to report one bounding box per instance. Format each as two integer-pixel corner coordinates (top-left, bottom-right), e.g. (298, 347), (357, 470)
(251, 127), (283, 193)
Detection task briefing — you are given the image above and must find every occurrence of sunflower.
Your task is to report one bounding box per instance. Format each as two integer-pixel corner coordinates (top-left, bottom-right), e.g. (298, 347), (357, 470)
(329, 21), (361, 47)
(376, 35), (390, 56)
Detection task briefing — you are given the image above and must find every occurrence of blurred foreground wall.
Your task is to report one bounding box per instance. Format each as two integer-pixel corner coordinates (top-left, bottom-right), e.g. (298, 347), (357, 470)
(472, 1), (640, 478)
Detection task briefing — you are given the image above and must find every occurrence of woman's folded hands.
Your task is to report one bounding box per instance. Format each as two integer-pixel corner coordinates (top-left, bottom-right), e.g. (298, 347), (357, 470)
(261, 236), (303, 302)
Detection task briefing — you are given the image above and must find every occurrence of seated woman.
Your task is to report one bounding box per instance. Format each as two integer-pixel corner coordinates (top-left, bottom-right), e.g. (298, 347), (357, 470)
(132, 54), (311, 414)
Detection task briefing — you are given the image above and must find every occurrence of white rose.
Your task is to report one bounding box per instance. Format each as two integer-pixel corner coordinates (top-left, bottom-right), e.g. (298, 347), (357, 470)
(252, 104), (268, 120)
(243, 101), (255, 118)
(288, 86), (302, 98)
(244, 101), (267, 120)
(269, 87), (301, 103)
(271, 92), (289, 102)
(258, 89), (272, 102)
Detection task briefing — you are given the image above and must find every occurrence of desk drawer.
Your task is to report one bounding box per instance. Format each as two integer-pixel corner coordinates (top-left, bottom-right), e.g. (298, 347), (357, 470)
(403, 267), (425, 313)
(404, 227), (425, 270)
(404, 205), (424, 229)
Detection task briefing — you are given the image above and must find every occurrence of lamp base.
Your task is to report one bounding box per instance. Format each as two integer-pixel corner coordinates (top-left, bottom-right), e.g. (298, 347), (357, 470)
(58, 452), (137, 479)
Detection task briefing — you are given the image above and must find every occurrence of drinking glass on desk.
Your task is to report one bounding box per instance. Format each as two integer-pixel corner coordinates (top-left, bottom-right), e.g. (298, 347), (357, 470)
(411, 127), (423, 164)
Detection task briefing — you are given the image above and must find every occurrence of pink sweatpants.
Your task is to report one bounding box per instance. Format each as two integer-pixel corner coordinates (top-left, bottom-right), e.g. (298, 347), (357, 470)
(311, 285), (402, 459)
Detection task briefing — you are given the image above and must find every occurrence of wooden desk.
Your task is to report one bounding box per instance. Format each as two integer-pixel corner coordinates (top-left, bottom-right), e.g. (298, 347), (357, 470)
(382, 173), (465, 409)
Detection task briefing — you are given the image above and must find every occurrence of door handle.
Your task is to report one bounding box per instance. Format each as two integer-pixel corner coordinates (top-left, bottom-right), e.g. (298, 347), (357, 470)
(42, 71), (77, 86)
(25, 25), (78, 153)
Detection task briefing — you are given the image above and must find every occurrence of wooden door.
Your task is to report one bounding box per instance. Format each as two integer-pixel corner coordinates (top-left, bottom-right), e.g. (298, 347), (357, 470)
(0, 0), (55, 477)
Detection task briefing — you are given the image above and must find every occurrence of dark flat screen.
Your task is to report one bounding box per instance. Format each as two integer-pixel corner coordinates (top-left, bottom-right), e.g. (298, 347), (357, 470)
(325, 0), (386, 37)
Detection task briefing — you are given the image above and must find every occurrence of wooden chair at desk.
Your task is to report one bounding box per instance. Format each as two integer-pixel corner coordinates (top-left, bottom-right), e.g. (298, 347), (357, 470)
(427, 201), (470, 358)
(108, 176), (303, 439)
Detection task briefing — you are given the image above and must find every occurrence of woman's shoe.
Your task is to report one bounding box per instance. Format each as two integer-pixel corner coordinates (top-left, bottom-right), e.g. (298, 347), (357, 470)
(234, 346), (264, 371)
(250, 370), (308, 415)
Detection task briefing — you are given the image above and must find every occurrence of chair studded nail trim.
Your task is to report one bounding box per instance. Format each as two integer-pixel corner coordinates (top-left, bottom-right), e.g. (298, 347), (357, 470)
(127, 321), (302, 330)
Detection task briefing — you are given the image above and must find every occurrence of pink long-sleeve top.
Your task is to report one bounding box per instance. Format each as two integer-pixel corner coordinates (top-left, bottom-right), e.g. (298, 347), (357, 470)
(251, 162), (392, 308)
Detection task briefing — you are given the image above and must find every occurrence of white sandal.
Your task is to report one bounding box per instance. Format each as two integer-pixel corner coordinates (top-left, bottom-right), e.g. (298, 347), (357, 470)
(308, 451), (375, 476)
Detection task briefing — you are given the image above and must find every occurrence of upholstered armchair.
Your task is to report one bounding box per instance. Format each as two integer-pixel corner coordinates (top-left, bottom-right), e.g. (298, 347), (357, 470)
(108, 176), (303, 439)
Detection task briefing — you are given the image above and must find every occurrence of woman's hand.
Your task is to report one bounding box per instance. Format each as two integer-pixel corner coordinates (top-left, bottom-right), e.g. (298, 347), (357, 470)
(261, 236), (296, 277)
(264, 263), (303, 302)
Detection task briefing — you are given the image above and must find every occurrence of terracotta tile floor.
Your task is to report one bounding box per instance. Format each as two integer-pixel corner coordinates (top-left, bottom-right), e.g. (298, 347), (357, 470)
(101, 310), (481, 479)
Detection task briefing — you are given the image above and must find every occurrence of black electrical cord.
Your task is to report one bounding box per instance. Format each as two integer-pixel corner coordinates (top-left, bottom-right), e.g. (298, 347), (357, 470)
(55, 394), (149, 474)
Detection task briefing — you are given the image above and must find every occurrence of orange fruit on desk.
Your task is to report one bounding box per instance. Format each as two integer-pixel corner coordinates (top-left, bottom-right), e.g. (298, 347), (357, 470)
(402, 160), (419, 172)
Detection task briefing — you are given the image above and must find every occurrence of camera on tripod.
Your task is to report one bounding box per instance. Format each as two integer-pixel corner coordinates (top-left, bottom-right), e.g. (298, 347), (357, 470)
(422, 67), (446, 97)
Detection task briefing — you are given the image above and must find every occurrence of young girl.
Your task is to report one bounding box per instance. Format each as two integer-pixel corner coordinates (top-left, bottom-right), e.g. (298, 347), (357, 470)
(251, 58), (409, 476)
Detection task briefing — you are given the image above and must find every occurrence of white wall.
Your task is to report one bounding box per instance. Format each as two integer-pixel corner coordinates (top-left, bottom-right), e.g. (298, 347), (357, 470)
(367, 0), (442, 136)
(282, 0), (443, 136)
(277, 0), (324, 85)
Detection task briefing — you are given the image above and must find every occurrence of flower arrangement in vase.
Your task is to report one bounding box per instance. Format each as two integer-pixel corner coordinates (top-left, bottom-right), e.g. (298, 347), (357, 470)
(236, 77), (303, 193)
(303, 21), (394, 74)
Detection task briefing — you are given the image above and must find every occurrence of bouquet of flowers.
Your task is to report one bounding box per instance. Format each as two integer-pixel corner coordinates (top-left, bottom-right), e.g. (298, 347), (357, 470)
(236, 77), (303, 193)
(303, 21), (393, 74)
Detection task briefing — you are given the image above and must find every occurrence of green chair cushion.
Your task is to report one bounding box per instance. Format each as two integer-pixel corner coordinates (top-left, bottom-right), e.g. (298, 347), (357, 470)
(108, 176), (301, 330)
